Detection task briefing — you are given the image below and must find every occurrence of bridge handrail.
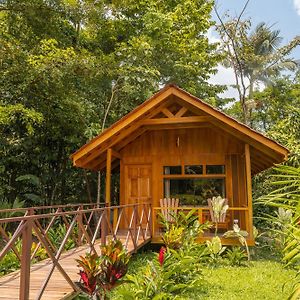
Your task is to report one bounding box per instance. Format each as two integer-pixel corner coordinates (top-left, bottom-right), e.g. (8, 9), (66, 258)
(0, 202), (152, 299)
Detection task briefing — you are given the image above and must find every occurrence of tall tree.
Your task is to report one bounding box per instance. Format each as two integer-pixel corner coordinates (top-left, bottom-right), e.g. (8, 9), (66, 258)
(0, 0), (222, 206)
(215, 5), (300, 124)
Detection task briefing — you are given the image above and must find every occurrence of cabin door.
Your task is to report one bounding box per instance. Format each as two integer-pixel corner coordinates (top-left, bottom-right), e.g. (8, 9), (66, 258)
(125, 164), (152, 206)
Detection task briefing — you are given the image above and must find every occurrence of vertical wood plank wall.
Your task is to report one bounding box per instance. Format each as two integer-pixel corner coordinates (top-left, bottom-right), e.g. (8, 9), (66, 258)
(119, 127), (250, 217)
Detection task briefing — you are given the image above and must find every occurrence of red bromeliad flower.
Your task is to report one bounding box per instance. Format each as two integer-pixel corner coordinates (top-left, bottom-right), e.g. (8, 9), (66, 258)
(79, 270), (97, 295)
(158, 247), (166, 266)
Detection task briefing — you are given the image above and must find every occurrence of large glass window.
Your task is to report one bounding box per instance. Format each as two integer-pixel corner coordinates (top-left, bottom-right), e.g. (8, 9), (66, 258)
(164, 178), (225, 206)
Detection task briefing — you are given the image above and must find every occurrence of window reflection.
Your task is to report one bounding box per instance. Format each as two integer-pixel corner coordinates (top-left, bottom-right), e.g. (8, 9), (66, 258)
(164, 178), (225, 206)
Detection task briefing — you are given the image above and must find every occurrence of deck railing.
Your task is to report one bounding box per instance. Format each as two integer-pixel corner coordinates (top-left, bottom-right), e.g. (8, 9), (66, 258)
(152, 206), (250, 238)
(0, 203), (152, 300)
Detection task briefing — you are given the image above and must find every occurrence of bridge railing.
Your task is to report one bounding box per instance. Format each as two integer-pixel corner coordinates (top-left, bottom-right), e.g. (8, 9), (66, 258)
(0, 203), (152, 300)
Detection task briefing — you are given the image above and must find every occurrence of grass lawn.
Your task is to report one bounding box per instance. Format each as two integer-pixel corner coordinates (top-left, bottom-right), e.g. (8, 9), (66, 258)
(201, 260), (295, 300)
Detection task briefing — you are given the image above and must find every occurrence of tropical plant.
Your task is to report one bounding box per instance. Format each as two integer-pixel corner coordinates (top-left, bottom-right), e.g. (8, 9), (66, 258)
(223, 224), (250, 261)
(0, 238), (48, 276)
(47, 223), (77, 251)
(225, 247), (248, 266)
(161, 225), (184, 250)
(215, 4), (300, 123)
(76, 253), (100, 297)
(76, 239), (130, 299)
(258, 165), (300, 299)
(160, 209), (211, 250)
(206, 236), (226, 264)
(97, 239), (130, 294)
(116, 246), (205, 299)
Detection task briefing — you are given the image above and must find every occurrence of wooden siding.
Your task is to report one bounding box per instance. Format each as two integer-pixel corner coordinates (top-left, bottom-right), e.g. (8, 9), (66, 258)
(120, 127), (246, 209)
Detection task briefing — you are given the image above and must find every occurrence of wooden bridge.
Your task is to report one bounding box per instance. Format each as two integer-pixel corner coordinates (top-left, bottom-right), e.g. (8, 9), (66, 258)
(0, 203), (152, 300)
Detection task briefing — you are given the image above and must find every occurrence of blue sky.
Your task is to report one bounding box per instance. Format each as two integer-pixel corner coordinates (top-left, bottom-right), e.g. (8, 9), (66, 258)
(209, 0), (300, 98)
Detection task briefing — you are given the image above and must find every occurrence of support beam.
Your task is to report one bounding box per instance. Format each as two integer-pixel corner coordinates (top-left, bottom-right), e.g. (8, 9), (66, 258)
(161, 108), (175, 118)
(142, 116), (212, 125)
(175, 107), (188, 117)
(144, 123), (210, 131)
(105, 148), (112, 206)
(245, 144), (253, 240)
(111, 149), (121, 159)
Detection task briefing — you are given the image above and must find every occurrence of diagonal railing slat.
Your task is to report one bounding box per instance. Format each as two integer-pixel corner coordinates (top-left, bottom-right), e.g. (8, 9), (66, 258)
(0, 202), (152, 300)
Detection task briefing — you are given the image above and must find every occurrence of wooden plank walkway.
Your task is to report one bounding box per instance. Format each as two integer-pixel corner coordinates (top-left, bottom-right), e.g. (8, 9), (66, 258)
(0, 235), (151, 300)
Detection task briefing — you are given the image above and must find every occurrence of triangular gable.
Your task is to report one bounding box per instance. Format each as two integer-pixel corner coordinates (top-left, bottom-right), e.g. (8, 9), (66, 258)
(71, 84), (289, 172)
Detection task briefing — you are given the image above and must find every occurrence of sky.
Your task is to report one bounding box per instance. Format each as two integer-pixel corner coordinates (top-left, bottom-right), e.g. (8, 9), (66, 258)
(209, 0), (300, 99)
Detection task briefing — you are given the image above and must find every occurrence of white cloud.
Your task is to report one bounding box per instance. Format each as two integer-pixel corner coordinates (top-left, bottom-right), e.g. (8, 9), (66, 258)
(294, 0), (300, 16)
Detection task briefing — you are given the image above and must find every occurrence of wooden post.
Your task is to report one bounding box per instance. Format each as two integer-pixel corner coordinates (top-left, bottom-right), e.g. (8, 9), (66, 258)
(101, 209), (107, 246)
(133, 205), (137, 251)
(245, 144), (254, 241)
(19, 209), (33, 300)
(105, 148), (112, 207)
(152, 207), (155, 238)
(77, 205), (83, 246)
(148, 204), (153, 238)
(113, 208), (118, 233)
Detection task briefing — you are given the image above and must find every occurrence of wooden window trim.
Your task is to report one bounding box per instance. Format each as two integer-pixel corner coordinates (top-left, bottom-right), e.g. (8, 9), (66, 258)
(162, 174), (226, 179)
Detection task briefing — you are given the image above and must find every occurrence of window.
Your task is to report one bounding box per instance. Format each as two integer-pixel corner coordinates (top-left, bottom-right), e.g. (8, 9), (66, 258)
(184, 165), (203, 175)
(164, 178), (225, 206)
(164, 166), (182, 175)
(206, 165), (225, 174)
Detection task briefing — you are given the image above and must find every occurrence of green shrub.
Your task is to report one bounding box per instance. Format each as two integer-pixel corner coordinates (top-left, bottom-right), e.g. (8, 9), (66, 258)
(225, 247), (248, 266)
(115, 246), (206, 299)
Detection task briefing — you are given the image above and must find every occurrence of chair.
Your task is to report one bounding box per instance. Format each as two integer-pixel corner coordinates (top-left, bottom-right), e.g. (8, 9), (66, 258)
(207, 197), (229, 231)
(160, 198), (179, 223)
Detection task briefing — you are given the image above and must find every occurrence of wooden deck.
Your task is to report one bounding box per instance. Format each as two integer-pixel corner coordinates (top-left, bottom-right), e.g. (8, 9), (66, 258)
(0, 235), (150, 300)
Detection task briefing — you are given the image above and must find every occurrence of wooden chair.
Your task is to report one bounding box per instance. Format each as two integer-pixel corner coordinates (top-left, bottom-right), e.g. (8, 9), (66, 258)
(160, 198), (179, 223)
(207, 198), (229, 231)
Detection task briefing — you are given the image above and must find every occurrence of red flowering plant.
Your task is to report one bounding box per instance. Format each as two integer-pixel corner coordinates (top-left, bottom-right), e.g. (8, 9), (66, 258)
(76, 239), (130, 299)
(158, 246), (166, 266)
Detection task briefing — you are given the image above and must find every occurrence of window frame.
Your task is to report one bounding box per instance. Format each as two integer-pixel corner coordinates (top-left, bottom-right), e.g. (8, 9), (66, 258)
(162, 164), (226, 206)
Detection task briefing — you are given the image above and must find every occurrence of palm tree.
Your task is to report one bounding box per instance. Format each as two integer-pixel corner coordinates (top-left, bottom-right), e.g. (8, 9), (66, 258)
(215, 12), (300, 124)
(245, 22), (299, 100)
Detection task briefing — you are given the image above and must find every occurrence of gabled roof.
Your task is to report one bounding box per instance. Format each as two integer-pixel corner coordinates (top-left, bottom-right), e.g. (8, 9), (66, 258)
(71, 84), (289, 174)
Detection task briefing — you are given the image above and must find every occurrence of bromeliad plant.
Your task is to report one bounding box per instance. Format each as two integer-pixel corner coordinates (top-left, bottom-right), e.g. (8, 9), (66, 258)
(76, 239), (130, 300)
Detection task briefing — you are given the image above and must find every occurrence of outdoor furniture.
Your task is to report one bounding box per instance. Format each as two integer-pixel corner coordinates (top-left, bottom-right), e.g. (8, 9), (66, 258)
(160, 198), (179, 222)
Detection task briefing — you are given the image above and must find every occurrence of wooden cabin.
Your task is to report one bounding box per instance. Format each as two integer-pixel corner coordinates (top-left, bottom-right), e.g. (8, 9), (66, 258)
(71, 84), (288, 246)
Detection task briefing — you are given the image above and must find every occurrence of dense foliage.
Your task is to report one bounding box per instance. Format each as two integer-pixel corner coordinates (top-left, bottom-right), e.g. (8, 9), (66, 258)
(0, 0), (223, 207)
(257, 165), (300, 299)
